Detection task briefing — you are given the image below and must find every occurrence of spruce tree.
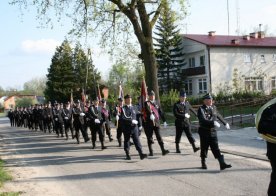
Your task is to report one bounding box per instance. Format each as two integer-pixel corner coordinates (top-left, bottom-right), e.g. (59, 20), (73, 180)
(45, 39), (74, 102)
(154, 0), (185, 94)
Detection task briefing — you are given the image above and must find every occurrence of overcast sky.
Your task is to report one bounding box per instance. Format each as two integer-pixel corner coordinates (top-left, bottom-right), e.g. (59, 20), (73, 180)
(0, 0), (275, 90)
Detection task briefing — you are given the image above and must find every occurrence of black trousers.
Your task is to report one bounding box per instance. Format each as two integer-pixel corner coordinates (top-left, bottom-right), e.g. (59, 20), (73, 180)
(74, 122), (89, 141)
(123, 126), (142, 154)
(144, 124), (164, 145)
(54, 121), (63, 135)
(268, 159), (276, 196)
(198, 128), (222, 159)
(175, 125), (195, 144)
(116, 124), (123, 142)
(90, 123), (104, 143)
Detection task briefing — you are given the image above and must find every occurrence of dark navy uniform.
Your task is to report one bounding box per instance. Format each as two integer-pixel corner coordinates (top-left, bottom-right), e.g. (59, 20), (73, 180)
(62, 104), (74, 140)
(101, 99), (113, 142)
(113, 98), (124, 147)
(121, 94), (147, 160)
(173, 99), (199, 153)
(7, 109), (14, 127)
(53, 104), (64, 137)
(86, 103), (106, 149)
(256, 100), (276, 196)
(144, 91), (169, 156)
(72, 103), (90, 144)
(197, 93), (231, 170)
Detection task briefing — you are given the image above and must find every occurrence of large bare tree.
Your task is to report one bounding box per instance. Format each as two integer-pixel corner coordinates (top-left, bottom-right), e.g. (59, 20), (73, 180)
(10, 0), (186, 100)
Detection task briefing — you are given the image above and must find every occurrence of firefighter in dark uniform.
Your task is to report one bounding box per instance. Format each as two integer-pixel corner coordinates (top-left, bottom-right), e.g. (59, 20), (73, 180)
(27, 106), (34, 130)
(53, 103), (64, 137)
(33, 105), (40, 130)
(62, 102), (74, 140)
(101, 99), (113, 142)
(144, 90), (169, 156)
(173, 90), (200, 153)
(86, 98), (106, 150)
(197, 93), (232, 170)
(121, 94), (147, 160)
(72, 100), (90, 144)
(113, 97), (124, 147)
(7, 109), (14, 127)
(256, 98), (276, 196)
(44, 102), (53, 133)
(38, 104), (45, 131)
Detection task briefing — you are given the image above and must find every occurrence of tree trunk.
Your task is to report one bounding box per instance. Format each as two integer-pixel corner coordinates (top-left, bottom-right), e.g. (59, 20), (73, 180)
(141, 38), (160, 101)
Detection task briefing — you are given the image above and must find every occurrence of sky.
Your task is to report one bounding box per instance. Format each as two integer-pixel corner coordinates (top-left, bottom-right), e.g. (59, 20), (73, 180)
(0, 0), (276, 90)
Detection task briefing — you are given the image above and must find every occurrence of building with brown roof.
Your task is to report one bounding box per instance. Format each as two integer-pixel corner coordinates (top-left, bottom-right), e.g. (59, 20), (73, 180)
(180, 31), (276, 96)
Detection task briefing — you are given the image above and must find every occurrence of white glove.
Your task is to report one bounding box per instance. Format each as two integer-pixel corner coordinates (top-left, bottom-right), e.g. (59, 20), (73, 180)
(80, 112), (85, 117)
(225, 123), (230, 130)
(94, 119), (100, 124)
(64, 117), (69, 120)
(132, 120), (138, 125)
(185, 113), (190, 119)
(116, 115), (119, 121)
(214, 121), (220, 128)
(163, 122), (168, 127)
(55, 118), (58, 121)
(150, 114), (155, 121)
(139, 126), (143, 131)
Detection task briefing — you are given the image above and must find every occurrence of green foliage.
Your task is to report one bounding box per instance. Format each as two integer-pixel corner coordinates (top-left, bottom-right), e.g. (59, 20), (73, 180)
(154, 0), (186, 93)
(160, 89), (179, 112)
(23, 77), (46, 96)
(0, 192), (21, 196)
(44, 40), (101, 102)
(15, 98), (37, 108)
(0, 160), (12, 187)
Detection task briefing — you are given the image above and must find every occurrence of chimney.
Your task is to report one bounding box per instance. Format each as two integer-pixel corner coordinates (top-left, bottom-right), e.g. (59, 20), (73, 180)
(231, 39), (240, 44)
(250, 32), (258, 39)
(258, 31), (265, 38)
(208, 31), (216, 36)
(243, 35), (250, 40)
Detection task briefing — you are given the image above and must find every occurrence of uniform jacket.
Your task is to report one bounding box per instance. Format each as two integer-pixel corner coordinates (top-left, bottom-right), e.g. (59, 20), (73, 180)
(144, 100), (166, 127)
(53, 108), (63, 124)
(121, 105), (138, 131)
(72, 107), (85, 125)
(173, 100), (197, 127)
(197, 104), (227, 130)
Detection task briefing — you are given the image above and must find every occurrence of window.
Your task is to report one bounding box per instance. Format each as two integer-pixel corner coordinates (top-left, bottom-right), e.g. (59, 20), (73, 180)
(272, 77), (276, 90)
(244, 77), (263, 91)
(200, 55), (205, 66)
(184, 80), (193, 95)
(260, 54), (266, 63)
(273, 54), (276, 62)
(198, 78), (207, 94)
(188, 57), (195, 68)
(244, 54), (252, 63)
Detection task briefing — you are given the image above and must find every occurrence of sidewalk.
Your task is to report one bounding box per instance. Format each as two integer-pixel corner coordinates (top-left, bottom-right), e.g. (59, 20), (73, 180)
(157, 126), (268, 161)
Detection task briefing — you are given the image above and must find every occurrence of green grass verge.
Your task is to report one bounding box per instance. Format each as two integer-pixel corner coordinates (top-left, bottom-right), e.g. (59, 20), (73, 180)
(0, 160), (21, 196)
(0, 113), (6, 118)
(0, 192), (21, 196)
(0, 160), (12, 187)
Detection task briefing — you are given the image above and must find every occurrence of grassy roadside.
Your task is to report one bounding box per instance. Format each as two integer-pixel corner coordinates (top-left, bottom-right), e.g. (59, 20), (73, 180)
(0, 113), (6, 118)
(0, 160), (20, 196)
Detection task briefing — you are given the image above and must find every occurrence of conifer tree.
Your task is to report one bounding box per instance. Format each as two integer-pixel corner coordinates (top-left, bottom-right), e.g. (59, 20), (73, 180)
(154, 0), (186, 93)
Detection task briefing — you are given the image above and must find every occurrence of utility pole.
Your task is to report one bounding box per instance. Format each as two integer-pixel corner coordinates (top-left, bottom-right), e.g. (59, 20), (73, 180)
(227, 0), (230, 35)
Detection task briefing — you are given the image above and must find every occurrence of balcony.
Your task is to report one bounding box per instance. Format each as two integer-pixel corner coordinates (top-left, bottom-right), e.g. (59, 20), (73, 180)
(182, 66), (206, 76)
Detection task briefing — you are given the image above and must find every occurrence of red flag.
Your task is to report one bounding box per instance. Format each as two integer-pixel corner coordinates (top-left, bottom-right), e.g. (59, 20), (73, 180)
(140, 78), (148, 120)
(97, 84), (102, 101)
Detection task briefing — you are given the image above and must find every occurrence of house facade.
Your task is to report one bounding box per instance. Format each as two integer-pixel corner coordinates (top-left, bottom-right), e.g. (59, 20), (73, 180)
(180, 31), (276, 96)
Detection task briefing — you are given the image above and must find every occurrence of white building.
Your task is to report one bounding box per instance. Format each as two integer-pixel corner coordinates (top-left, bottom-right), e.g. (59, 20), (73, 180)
(181, 31), (276, 96)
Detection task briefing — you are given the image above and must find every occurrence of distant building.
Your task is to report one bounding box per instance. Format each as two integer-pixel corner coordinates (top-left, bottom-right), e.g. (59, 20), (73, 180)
(179, 31), (276, 96)
(0, 95), (45, 110)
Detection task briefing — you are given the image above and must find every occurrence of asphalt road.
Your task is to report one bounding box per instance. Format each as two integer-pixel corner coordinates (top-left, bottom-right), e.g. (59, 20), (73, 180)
(0, 118), (271, 196)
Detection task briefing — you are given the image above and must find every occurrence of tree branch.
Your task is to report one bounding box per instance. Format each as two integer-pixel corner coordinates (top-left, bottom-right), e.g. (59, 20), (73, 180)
(150, 1), (163, 28)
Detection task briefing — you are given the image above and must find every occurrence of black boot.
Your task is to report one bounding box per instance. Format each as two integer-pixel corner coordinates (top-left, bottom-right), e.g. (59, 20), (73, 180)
(160, 143), (169, 156)
(118, 140), (122, 147)
(218, 155), (232, 170)
(101, 142), (107, 150)
(139, 153), (148, 160)
(148, 142), (153, 156)
(92, 142), (96, 149)
(201, 158), (207, 169)
(192, 142), (200, 153)
(125, 151), (131, 160)
(108, 134), (113, 142)
(176, 143), (181, 153)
